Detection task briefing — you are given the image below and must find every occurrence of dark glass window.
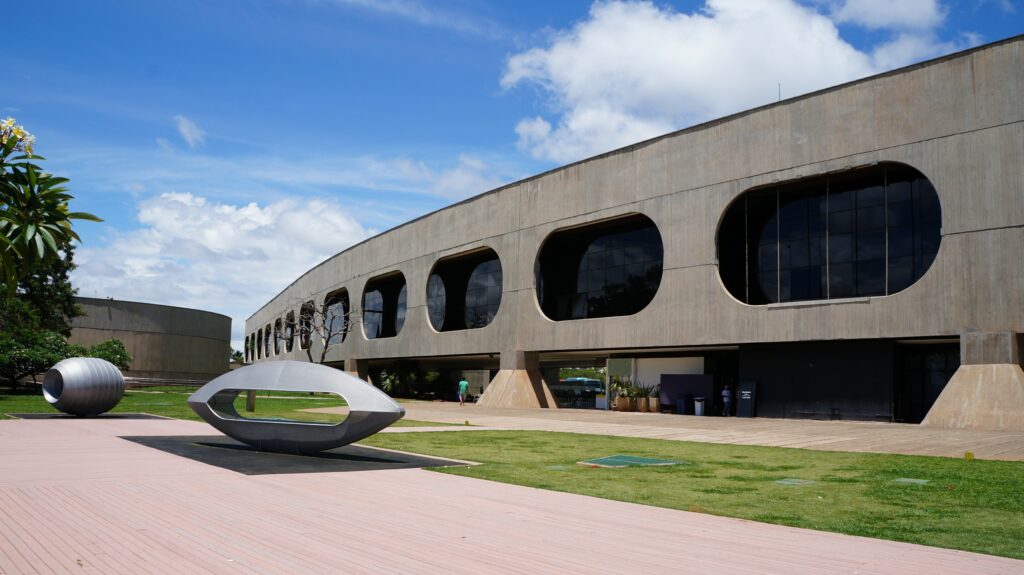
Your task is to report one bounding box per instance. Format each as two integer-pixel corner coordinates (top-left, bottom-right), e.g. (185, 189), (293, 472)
(284, 312), (295, 353)
(264, 324), (272, 357)
(324, 289), (350, 345)
(299, 301), (314, 349)
(362, 272), (407, 339)
(273, 319), (282, 355)
(718, 163), (941, 304)
(537, 214), (663, 321)
(256, 329), (263, 360)
(427, 249), (503, 331)
(427, 274), (446, 329)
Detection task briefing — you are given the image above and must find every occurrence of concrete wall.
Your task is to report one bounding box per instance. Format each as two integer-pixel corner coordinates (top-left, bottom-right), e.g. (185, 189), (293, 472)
(70, 298), (231, 381)
(246, 37), (1024, 371)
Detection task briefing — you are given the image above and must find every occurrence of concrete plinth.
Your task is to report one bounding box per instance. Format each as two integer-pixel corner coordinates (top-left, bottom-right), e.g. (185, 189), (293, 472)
(477, 351), (557, 408)
(921, 364), (1024, 431)
(921, 331), (1024, 431)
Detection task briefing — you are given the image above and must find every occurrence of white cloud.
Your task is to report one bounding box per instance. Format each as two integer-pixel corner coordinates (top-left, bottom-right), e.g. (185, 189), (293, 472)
(72, 193), (374, 349)
(502, 0), (876, 163)
(325, 0), (506, 38)
(154, 137), (175, 153)
(501, 0), (981, 164)
(832, 0), (945, 30)
(429, 154), (508, 199)
(869, 31), (980, 69)
(173, 115), (206, 148)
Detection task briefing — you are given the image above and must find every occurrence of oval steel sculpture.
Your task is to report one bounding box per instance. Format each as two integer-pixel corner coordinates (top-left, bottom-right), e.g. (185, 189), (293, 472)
(188, 361), (405, 454)
(43, 357), (126, 416)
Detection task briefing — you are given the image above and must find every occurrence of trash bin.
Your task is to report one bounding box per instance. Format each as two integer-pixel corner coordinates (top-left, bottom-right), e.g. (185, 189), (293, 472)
(693, 396), (705, 416)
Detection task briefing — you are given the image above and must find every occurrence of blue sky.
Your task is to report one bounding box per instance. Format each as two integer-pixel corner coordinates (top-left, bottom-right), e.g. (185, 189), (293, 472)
(5, 0), (1020, 348)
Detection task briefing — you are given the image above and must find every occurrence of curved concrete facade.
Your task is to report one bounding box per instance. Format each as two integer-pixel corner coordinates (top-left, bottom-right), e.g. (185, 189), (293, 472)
(247, 37), (1024, 426)
(71, 298), (231, 383)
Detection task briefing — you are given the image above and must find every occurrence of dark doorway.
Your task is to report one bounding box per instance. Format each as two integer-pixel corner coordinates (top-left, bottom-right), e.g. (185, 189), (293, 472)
(894, 343), (959, 423)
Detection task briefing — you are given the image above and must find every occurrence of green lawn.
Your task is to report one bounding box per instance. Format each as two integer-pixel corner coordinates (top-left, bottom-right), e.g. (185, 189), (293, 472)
(0, 388), (451, 427)
(359, 430), (1024, 560)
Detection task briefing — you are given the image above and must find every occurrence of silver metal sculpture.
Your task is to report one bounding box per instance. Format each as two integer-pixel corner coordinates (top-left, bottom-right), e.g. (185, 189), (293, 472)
(43, 357), (126, 416)
(188, 361), (404, 454)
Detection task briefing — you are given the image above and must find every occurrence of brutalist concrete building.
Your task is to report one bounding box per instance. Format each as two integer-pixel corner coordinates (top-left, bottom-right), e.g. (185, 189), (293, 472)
(71, 298), (231, 384)
(245, 36), (1024, 430)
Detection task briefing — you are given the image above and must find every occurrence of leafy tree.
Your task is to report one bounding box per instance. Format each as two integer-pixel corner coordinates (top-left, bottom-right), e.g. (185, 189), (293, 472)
(230, 349), (244, 363)
(14, 244), (82, 335)
(1, 118), (101, 296)
(0, 298), (76, 384)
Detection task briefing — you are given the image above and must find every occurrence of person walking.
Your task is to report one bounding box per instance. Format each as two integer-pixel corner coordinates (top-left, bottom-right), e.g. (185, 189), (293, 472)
(721, 384), (733, 416)
(458, 377), (469, 406)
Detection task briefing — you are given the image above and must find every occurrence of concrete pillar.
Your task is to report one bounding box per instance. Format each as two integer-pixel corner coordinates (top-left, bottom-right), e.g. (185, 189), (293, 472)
(476, 351), (558, 409)
(921, 331), (1024, 431)
(344, 358), (372, 384)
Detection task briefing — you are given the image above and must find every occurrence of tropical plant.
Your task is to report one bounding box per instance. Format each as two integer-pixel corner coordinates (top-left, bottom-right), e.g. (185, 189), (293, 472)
(0, 118), (101, 296)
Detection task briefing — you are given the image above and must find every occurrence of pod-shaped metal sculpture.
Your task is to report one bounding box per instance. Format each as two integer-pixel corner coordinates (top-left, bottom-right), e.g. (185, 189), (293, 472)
(43, 357), (126, 416)
(188, 361), (405, 454)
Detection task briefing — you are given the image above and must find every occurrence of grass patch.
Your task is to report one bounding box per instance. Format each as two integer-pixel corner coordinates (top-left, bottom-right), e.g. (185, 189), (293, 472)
(358, 430), (1024, 560)
(0, 388), (453, 427)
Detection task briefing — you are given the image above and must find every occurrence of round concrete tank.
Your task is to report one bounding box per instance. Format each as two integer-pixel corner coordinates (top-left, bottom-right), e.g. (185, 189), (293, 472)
(43, 358), (126, 416)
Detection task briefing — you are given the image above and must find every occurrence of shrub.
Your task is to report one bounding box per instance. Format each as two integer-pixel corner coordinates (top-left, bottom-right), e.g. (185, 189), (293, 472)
(87, 339), (131, 370)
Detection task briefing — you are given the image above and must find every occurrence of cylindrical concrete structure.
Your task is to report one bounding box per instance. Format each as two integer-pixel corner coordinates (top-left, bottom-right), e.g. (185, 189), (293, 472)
(43, 358), (125, 416)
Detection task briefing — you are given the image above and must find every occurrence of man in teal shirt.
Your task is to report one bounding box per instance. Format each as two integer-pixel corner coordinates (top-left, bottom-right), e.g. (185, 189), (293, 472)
(458, 378), (469, 406)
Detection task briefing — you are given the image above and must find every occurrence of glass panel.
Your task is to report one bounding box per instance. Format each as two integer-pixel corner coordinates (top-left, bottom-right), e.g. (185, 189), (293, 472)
(325, 291), (349, 345)
(395, 284), (407, 334)
(465, 258), (502, 328)
(363, 290), (383, 340)
(427, 274), (446, 331)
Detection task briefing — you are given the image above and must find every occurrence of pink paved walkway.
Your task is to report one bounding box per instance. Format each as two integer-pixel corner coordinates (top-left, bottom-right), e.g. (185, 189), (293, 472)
(1, 418), (1020, 574)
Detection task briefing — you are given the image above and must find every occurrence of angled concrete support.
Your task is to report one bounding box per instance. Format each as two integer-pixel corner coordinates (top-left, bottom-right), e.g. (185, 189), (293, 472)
(922, 332), (1024, 431)
(477, 351), (557, 408)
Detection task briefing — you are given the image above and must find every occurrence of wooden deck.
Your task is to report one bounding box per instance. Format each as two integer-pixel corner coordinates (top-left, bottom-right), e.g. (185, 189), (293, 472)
(1, 417), (1021, 574)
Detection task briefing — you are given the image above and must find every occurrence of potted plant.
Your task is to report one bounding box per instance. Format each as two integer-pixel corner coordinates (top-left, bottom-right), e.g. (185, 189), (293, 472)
(648, 384), (661, 413)
(635, 382), (650, 412)
(611, 376), (631, 411)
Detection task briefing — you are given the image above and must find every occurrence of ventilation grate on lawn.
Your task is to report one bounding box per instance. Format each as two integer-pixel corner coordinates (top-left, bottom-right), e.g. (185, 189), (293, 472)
(577, 455), (681, 468)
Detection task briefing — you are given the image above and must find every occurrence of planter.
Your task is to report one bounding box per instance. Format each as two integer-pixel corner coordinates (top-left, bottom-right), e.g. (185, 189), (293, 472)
(648, 397), (660, 412)
(636, 398), (649, 412)
(615, 396), (630, 411)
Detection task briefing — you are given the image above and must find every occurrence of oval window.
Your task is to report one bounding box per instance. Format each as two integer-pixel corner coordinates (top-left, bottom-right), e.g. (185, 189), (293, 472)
(717, 162), (941, 304)
(536, 214), (663, 321)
